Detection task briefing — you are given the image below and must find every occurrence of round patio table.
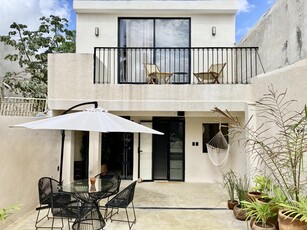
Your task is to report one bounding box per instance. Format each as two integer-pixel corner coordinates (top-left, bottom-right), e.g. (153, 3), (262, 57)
(62, 179), (115, 229)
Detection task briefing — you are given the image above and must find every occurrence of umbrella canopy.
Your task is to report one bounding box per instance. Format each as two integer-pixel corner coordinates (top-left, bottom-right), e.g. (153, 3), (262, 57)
(13, 107), (163, 135)
(12, 106), (163, 185)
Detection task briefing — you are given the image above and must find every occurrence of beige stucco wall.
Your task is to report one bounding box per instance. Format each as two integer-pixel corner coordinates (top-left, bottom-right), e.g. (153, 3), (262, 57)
(0, 116), (60, 228)
(238, 0), (306, 73)
(251, 58), (307, 108)
(48, 53), (253, 112)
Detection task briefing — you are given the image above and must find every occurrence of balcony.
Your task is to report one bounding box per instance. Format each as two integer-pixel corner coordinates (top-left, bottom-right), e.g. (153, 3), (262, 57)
(94, 47), (264, 85)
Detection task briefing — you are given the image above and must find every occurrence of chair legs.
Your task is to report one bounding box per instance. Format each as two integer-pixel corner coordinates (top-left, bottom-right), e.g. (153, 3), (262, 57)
(108, 201), (136, 230)
(35, 207), (70, 230)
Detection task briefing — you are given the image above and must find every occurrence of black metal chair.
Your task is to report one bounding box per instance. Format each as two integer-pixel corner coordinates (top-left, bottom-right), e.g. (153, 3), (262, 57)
(35, 177), (60, 229)
(94, 171), (121, 198)
(105, 181), (137, 230)
(94, 172), (121, 219)
(50, 191), (81, 229)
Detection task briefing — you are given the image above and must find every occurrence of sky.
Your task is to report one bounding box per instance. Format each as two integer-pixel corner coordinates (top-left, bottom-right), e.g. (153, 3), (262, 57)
(0, 0), (276, 42)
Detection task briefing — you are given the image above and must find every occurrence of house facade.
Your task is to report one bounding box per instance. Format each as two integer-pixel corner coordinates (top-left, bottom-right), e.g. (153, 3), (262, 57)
(48, 0), (260, 184)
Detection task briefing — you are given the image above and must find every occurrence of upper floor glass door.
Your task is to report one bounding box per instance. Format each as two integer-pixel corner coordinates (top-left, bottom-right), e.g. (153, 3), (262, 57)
(119, 18), (190, 83)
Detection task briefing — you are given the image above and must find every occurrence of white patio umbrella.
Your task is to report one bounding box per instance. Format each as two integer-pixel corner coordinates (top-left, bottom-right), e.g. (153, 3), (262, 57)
(12, 102), (163, 185)
(13, 107), (163, 134)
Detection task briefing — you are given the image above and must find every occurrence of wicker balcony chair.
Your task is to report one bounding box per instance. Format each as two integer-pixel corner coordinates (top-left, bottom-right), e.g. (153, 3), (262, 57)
(193, 63), (226, 84)
(144, 63), (173, 84)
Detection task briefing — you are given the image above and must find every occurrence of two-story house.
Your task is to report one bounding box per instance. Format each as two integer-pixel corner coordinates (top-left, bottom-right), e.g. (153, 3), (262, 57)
(48, 0), (261, 184)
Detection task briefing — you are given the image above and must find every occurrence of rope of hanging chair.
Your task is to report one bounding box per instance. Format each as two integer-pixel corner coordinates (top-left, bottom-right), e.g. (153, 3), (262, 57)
(206, 130), (230, 167)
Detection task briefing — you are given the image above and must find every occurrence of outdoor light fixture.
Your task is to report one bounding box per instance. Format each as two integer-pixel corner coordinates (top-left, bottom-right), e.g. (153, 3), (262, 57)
(95, 27), (99, 37)
(212, 26), (216, 36)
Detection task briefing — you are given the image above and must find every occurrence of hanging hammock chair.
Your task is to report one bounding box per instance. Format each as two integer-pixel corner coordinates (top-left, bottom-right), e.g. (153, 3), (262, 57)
(206, 127), (230, 167)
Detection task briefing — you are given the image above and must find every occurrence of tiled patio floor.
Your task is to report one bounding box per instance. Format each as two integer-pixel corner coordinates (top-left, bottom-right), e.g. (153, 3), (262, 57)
(3, 181), (250, 230)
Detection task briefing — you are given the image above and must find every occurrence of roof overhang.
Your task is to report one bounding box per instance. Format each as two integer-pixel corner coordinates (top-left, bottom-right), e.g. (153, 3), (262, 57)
(74, 0), (238, 14)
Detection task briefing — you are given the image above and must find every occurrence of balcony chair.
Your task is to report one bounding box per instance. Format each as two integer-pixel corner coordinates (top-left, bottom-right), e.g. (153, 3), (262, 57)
(144, 63), (173, 84)
(193, 63), (226, 84)
(35, 177), (60, 229)
(105, 181), (137, 230)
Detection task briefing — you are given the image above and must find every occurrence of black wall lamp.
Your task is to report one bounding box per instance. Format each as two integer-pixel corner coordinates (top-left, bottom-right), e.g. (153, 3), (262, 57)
(95, 27), (99, 37)
(212, 26), (216, 36)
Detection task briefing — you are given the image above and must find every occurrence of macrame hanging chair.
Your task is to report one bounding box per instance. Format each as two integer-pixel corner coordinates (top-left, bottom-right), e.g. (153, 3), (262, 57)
(206, 124), (230, 167)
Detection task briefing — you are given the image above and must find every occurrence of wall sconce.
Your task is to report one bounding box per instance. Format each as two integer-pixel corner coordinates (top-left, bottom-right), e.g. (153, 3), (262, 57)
(95, 27), (99, 37)
(212, 26), (216, 36)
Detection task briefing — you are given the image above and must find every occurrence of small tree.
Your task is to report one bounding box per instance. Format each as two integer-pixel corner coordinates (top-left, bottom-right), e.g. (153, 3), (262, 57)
(0, 15), (76, 98)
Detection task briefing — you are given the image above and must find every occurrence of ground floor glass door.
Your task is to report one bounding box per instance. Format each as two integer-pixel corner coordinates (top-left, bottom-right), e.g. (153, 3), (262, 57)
(101, 132), (133, 179)
(153, 118), (184, 181)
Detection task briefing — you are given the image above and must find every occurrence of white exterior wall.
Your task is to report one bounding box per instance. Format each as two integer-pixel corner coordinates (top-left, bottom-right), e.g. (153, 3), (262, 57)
(74, 0), (237, 53)
(185, 116), (247, 182)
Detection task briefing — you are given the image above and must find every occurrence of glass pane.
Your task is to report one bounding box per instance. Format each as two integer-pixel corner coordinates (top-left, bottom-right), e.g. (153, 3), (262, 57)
(169, 121), (184, 180)
(155, 19), (190, 83)
(119, 19), (154, 82)
(153, 121), (168, 180)
(155, 19), (189, 47)
(119, 19), (154, 47)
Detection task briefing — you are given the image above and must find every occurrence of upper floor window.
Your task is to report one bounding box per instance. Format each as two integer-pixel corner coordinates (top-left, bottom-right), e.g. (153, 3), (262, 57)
(119, 18), (190, 48)
(118, 18), (190, 83)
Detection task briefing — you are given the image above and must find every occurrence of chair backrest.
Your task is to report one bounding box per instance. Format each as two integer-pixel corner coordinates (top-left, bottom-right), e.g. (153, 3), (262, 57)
(144, 63), (160, 75)
(95, 172), (121, 195)
(107, 181), (137, 208)
(38, 177), (59, 205)
(51, 191), (80, 218)
(208, 63), (226, 74)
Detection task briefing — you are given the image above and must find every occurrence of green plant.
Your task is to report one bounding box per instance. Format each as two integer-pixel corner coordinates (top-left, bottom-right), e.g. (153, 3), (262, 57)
(242, 200), (277, 228)
(235, 174), (250, 207)
(251, 175), (271, 194)
(213, 86), (307, 209)
(222, 170), (237, 202)
(0, 204), (21, 221)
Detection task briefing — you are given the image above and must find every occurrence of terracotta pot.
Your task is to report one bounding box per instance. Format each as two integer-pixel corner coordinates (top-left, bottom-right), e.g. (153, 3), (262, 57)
(252, 221), (276, 230)
(233, 204), (248, 221)
(248, 191), (262, 201)
(227, 200), (238, 210)
(278, 210), (307, 230)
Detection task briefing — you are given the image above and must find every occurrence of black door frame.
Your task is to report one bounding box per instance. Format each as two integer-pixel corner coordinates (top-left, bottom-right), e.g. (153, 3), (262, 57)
(152, 117), (185, 181)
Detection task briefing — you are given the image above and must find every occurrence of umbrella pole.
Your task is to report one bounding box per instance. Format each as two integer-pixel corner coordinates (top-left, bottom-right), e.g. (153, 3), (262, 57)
(59, 130), (65, 186)
(58, 101), (98, 186)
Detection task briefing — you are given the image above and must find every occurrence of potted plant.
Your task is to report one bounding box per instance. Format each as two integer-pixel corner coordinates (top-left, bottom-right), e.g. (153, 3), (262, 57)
(233, 174), (250, 221)
(213, 86), (307, 229)
(222, 169), (238, 209)
(248, 175), (272, 202)
(278, 195), (307, 230)
(242, 199), (277, 230)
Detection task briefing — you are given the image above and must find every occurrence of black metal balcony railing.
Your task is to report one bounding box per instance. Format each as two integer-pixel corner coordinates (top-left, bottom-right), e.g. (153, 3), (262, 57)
(94, 47), (264, 84)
